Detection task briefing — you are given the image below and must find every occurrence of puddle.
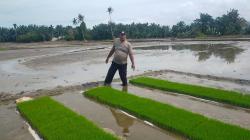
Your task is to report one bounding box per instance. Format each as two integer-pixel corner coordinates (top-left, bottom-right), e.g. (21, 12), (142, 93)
(134, 42), (250, 80)
(53, 91), (185, 140)
(135, 43), (244, 64)
(112, 84), (250, 130)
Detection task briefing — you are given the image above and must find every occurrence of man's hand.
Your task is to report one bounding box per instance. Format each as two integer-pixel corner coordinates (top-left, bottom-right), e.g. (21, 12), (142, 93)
(131, 64), (135, 71)
(105, 57), (109, 64)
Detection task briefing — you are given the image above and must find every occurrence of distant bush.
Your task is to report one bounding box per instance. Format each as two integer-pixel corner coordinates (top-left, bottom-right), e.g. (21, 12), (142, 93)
(16, 32), (51, 43)
(244, 25), (250, 35)
(64, 35), (74, 41)
(195, 32), (207, 39)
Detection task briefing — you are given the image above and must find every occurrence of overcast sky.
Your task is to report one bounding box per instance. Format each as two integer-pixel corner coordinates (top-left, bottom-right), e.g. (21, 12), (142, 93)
(1, 0), (250, 28)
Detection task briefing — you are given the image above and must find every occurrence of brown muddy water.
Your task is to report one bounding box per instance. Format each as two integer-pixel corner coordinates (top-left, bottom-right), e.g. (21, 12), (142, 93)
(1, 41), (250, 94)
(112, 83), (250, 130)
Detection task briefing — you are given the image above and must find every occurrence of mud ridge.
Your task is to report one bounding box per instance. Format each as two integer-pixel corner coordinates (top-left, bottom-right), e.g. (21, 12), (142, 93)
(0, 81), (102, 104)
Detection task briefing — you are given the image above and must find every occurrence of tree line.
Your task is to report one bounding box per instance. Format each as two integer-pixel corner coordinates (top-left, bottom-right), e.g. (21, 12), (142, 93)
(0, 9), (250, 42)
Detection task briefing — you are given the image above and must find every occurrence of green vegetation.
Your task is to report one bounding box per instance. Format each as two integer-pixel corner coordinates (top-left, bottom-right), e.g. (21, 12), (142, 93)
(1, 9), (250, 42)
(17, 96), (118, 140)
(85, 86), (250, 140)
(0, 48), (7, 51)
(107, 7), (114, 38)
(130, 77), (250, 108)
(72, 14), (88, 41)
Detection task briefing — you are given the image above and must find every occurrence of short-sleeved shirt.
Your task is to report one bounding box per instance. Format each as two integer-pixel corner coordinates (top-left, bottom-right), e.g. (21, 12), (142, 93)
(112, 38), (133, 64)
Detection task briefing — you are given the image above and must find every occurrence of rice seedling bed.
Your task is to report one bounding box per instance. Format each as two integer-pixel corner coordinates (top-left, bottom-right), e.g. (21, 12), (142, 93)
(130, 77), (250, 108)
(17, 96), (118, 140)
(85, 86), (250, 140)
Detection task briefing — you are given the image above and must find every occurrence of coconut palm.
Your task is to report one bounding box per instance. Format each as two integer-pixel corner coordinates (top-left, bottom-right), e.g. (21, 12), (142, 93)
(13, 24), (17, 41)
(73, 14), (86, 41)
(73, 18), (78, 25)
(107, 6), (114, 38)
(78, 14), (84, 23)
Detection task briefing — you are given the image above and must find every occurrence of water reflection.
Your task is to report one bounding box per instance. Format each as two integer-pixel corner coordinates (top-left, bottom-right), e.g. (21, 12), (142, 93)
(110, 108), (134, 137)
(135, 44), (244, 63)
(122, 85), (128, 92)
(108, 85), (134, 137)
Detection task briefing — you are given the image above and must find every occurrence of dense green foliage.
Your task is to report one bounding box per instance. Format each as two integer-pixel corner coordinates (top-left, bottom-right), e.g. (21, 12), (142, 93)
(0, 25), (53, 42)
(130, 77), (250, 108)
(85, 87), (250, 140)
(1, 9), (250, 42)
(17, 96), (118, 140)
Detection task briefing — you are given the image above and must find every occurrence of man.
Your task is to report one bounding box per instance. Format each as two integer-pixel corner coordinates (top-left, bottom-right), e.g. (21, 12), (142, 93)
(104, 31), (135, 86)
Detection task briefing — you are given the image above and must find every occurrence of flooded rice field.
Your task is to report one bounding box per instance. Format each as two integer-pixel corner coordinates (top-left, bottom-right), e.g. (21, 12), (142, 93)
(1, 41), (250, 140)
(1, 41), (250, 94)
(135, 42), (250, 80)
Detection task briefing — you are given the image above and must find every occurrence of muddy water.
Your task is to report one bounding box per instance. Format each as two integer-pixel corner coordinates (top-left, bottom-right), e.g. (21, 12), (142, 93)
(135, 42), (250, 80)
(1, 41), (250, 94)
(0, 103), (33, 140)
(112, 84), (250, 130)
(0, 47), (112, 93)
(53, 91), (185, 140)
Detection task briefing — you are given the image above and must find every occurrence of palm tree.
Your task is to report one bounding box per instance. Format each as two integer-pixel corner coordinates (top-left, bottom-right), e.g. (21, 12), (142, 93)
(78, 14), (86, 41)
(73, 18), (78, 25)
(73, 14), (86, 41)
(107, 6), (114, 38)
(78, 14), (84, 23)
(49, 25), (54, 39)
(13, 24), (17, 41)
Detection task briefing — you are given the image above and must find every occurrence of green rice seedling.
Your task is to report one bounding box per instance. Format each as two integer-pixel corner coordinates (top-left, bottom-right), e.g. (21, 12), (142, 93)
(17, 96), (118, 140)
(85, 86), (250, 140)
(130, 77), (250, 108)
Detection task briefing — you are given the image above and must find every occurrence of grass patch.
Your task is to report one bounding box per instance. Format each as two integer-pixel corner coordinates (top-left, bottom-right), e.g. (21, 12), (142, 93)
(0, 48), (7, 51)
(85, 86), (250, 140)
(130, 77), (250, 108)
(17, 96), (118, 140)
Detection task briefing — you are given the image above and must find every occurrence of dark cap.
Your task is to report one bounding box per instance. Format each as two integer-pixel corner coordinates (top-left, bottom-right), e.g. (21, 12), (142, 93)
(120, 31), (126, 36)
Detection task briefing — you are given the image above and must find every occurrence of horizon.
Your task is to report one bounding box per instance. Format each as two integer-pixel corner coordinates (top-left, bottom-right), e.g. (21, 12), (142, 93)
(1, 0), (250, 28)
(1, 9), (250, 29)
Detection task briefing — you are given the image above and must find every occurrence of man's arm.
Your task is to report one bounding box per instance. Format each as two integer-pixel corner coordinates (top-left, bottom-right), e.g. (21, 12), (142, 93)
(105, 46), (115, 63)
(128, 45), (135, 70)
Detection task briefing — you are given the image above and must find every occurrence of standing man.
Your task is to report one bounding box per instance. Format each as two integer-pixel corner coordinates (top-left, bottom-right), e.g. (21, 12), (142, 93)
(104, 31), (135, 86)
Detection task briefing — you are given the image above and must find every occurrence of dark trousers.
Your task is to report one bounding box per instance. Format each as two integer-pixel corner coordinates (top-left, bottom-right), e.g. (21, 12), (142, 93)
(104, 62), (127, 86)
